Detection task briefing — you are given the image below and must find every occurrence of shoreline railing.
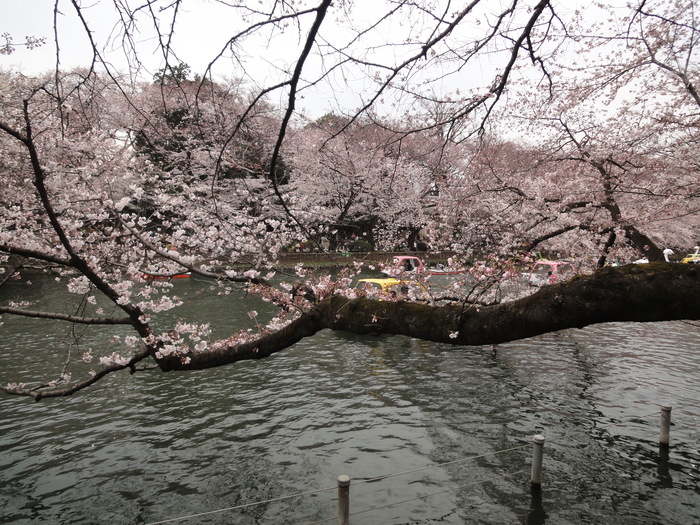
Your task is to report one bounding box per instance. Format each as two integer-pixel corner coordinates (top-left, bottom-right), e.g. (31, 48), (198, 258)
(145, 404), (683, 525)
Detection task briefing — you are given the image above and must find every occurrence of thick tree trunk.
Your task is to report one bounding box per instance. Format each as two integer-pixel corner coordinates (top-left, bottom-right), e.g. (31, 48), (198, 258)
(158, 262), (700, 371)
(624, 224), (663, 261)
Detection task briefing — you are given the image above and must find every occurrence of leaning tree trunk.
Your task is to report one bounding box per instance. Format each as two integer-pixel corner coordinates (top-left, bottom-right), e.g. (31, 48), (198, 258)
(624, 224), (663, 261)
(157, 262), (700, 371)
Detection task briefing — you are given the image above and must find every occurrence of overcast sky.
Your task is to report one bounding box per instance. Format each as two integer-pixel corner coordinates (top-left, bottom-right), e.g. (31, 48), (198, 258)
(2, 0), (528, 119)
(2, 2), (303, 79)
(2, 0), (385, 118)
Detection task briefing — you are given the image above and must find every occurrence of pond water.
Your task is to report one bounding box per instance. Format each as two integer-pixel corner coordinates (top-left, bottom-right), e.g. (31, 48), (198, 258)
(1, 275), (699, 524)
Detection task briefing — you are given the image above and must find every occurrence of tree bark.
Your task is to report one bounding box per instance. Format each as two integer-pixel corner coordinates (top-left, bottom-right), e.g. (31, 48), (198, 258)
(157, 262), (700, 371)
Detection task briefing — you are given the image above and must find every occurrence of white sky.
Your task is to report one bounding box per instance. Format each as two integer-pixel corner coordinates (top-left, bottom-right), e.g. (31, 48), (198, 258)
(2, 2), (301, 79)
(1, 0), (552, 119)
(1, 0), (399, 117)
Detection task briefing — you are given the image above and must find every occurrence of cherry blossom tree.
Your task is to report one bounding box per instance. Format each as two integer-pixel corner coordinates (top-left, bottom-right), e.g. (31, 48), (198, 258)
(284, 116), (451, 250)
(1, 0), (699, 399)
(442, 0), (700, 265)
(445, 121), (699, 267)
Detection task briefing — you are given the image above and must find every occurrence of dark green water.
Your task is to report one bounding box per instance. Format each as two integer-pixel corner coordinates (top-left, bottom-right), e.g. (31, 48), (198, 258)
(1, 276), (699, 524)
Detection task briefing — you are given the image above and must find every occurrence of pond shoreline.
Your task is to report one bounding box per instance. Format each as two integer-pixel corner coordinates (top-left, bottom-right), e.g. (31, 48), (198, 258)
(2, 251), (457, 277)
(250, 250), (456, 269)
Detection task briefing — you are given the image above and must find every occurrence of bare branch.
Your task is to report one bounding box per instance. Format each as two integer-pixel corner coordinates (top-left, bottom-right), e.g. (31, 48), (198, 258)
(0, 305), (131, 325)
(1, 347), (151, 400)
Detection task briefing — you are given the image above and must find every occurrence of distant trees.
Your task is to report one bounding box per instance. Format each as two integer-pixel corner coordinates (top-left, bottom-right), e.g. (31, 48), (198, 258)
(285, 117), (450, 250)
(153, 63), (192, 84)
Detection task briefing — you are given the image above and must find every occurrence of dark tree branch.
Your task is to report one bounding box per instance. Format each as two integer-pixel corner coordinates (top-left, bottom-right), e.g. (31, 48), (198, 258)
(265, 0), (333, 239)
(1, 346), (152, 400)
(157, 263), (700, 371)
(0, 305), (132, 325)
(0, 244), (73, 267)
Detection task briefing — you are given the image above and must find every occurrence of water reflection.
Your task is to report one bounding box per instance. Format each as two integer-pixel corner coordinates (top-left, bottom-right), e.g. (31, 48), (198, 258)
(527, 486), (547, 525)
(657, 446), (673, 489)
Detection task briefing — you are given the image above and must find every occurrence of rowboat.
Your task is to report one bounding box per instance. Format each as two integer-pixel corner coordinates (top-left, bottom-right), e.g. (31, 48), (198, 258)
(681, 247), (700, 264)
(357, 278), (404, 291)
(140, 271), (191, 281)
(357, 277), (428, 300)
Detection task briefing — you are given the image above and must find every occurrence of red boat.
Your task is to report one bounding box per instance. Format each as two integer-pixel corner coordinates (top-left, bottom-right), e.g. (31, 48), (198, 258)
(139, 271), (191, 281)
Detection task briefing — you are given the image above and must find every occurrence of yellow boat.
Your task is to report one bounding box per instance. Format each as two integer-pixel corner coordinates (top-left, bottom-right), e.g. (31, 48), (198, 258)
(357, 278), (404, 291)
(357, 278), (429, 300)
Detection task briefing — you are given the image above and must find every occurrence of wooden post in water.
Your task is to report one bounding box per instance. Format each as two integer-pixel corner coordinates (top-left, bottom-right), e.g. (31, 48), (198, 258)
(530, 435), (545, 486)
(659, 405), (672, 447)
(337, 475), (351, 525)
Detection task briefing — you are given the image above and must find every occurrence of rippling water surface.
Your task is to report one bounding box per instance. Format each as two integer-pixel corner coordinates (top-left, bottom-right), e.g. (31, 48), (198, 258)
(1, 277), (699, 524)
